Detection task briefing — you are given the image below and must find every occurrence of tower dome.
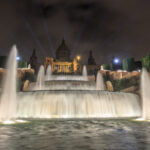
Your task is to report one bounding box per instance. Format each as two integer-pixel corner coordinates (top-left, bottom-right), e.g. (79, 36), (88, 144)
(56, 39), (70, 61)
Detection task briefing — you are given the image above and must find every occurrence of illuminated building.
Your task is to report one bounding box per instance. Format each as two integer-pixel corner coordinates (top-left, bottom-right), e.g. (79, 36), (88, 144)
(44, 39), (81, 74)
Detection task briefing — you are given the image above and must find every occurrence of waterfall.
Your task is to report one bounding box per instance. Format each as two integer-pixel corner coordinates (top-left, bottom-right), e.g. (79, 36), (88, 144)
(28, 80), (96, 91)
(141, 68), (150, 120)
(17, 91), (141, 118)
(35, 65), (45, 90)
(96, 71), (105, 90)
(0, 45), (17, 121)
(43, 65), (88, 82)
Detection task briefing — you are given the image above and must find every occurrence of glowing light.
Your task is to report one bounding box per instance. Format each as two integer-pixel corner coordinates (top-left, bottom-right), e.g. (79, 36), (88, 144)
(16, 120), (27, 123)
(133, 118), (150, 122)
(76, 56), (80, 61)
(2, 120), (15, 124)
(16, 56), (21, 61)
(1, 120), (28, 124)
(134, 118), (145, 121)
(117, 70), (123, 72)
(113, 58), (120, 64)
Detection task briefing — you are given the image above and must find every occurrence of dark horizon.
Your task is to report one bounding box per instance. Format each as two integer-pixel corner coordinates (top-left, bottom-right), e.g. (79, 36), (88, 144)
(0, 0), (150, 65)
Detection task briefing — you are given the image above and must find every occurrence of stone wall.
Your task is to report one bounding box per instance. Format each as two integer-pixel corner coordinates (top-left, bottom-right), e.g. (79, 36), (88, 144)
(0, 68), (34, 85)
(98, 70), (141, 94)
(17, 68), (34, 78)
(100, 70), (140, 80)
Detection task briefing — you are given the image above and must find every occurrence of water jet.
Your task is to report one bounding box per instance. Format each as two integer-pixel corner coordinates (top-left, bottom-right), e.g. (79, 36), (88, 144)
(141, 68), (150, 120)
(0, 45), (17, 122)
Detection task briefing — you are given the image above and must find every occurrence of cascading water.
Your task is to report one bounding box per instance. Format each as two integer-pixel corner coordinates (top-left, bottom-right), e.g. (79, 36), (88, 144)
(44, 65), (88, 81)
(35, 65), (45, 90)
(17, 91), (141, 118)
(0, 45), (17, 121)
(28, 80), (96, 91)
(96, 71), (105, 90)
(45, 75), (88, 81)
(82, 65), (88, 81)
(45, 65), (52, 81)
(141, 68), (150, 120)
(0, 46), (142, 121)
(0, 52), (140, 119)
(22, 66), (141, 119)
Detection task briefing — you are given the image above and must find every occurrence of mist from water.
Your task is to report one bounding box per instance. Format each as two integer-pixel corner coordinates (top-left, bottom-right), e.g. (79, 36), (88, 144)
(0, 45), (17, 121)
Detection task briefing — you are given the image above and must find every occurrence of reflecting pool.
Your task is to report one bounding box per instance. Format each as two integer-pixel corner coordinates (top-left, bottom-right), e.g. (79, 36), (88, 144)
(0, 119), (150, 150)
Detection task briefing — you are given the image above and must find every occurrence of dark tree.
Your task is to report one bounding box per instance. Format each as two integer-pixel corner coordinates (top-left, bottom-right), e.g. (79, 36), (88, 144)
(122, 58), (135, 71)
(142, 54), (150, 72)
(28, 49), (38, 73)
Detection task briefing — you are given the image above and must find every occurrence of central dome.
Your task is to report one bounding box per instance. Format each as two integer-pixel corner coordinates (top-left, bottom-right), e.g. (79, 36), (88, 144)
(56, 39), (71, 61)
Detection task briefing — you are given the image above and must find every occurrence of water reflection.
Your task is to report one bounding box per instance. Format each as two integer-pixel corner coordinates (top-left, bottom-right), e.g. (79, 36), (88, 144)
(0, 126), (14, 150)
(0, 119), (150, 150)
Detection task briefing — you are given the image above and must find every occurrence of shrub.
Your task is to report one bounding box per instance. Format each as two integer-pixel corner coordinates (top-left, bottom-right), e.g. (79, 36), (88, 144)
(102, 64), (110, 70)
(112, 76), (139, 91)
(17, 78), (23, 91)
(109, 63), (114, 70)
(142, 54), (150, 72)
(22, 72), (36, 82)
(122, 58), (135, 71)
(18, 61), (27, 68)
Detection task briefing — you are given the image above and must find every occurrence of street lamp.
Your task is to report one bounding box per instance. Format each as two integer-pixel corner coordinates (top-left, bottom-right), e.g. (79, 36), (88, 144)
(113, 58), (120, 64)
(76, 56), (81, 73)
(76, 56), (80, 61)
(16, 56), (21, 61)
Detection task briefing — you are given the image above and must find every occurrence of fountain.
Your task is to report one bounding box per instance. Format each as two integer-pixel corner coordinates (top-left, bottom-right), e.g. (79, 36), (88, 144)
(28, 64), (31, 69)
(0, 45), (17, 122)
(20, 64), (142, 118)
(96, 71), (105, 90)
(17, 91), (141, 118)
(35, 65), (45, 90)
(141, 68), (150, 120)
(45, 65), (52, 81)
(44, 65), (88, 81)
(0, 48), (142, 119)
(82, 65), (88, 81)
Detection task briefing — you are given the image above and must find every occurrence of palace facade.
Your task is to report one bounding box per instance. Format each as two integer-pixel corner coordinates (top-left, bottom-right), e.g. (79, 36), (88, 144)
(29, 39), (99, 75)
(44, 39), (81, 74)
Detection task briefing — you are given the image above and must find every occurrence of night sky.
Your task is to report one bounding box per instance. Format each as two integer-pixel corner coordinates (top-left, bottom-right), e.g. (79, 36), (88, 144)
(0, 0), (150, 64)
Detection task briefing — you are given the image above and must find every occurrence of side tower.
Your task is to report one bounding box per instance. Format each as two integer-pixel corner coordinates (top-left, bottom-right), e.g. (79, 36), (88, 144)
(88, 50), (96, 65)
(28, 49), (38, 73)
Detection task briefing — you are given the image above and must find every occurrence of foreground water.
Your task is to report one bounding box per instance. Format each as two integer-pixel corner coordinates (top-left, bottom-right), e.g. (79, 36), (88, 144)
(0, 119), (150, 150)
